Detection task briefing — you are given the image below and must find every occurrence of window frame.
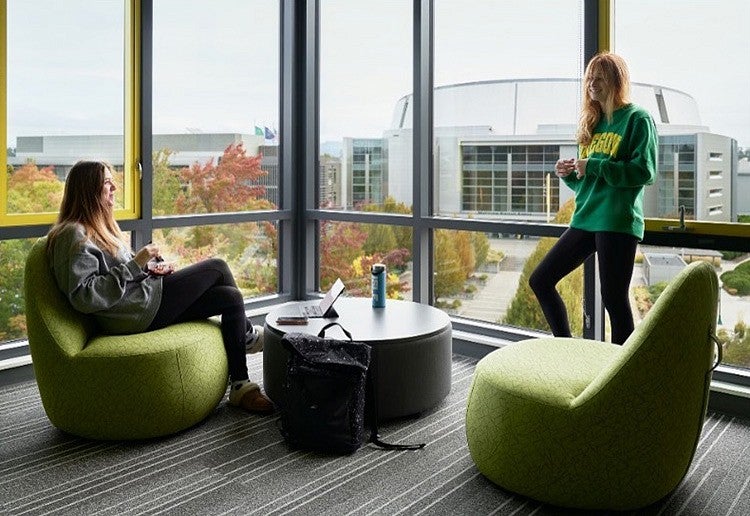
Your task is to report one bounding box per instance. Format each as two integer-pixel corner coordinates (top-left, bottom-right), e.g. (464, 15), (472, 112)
(0, 0), (141, 227)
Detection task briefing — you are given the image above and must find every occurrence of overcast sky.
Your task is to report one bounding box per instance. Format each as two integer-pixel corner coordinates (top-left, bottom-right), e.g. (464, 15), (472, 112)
(7, 0), (750, 149)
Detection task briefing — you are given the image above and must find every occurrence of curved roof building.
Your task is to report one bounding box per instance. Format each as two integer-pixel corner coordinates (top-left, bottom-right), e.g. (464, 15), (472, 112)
(339, 78), (733, 222)
(391, 78), (707, 135)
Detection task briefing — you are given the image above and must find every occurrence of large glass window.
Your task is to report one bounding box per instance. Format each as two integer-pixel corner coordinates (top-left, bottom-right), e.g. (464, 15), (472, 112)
(615, 0), (750, 369)
(318, 0), (412, 211)
(432, 0), (583, 323)
(317, 0), (413, 294)
(4, 0), (127, 223)
(152, 0), (280, 215)
(152, 222), (277, 297)
(615, 0), (749, 225)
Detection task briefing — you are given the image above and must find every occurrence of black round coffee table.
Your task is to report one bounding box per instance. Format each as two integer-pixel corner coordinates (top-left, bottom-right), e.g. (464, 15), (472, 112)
(263, 298), (453, 420)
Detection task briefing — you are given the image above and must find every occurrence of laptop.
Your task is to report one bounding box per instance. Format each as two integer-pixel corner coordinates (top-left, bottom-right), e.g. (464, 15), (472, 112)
(299, 278), (346, 318)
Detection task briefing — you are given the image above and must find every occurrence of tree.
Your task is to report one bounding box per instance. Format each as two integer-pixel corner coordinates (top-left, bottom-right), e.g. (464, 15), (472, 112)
(319, 221), (369, 292)
(175, 142), (270, 214)
(434, 229), (467, 299)
(362, 223), (397, 258)
(1, 163), (64, 339)
(153, 143), (278, 296)
(152, 149), (184, 216)
(472, 231), (490, 270)
(361, 196), (413, 267)
(0, 239), (35, 340)
(719, 320), (750, 367)
(503, 198), (583, 335)
(7, 161), (63, 214)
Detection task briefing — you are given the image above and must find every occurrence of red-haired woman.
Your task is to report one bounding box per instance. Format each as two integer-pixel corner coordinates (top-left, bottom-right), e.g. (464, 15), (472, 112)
(530, 52), (658, 344)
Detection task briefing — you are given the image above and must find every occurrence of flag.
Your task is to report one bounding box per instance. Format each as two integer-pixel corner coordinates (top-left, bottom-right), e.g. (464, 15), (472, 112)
(264, 126), (275, 140)
(254, 126), (264, 136)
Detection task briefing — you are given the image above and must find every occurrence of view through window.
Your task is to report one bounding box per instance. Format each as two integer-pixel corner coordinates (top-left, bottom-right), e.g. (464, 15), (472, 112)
(615, 0), (750, 369)
(318, 0), (413, 296)
(5, 0), (125, 215)
(432, 0), (584, 332)
(152, 0), (280, 295)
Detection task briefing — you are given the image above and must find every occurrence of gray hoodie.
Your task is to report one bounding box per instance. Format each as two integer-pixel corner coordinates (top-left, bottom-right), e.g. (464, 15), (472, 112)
(48, 223), (163, 334)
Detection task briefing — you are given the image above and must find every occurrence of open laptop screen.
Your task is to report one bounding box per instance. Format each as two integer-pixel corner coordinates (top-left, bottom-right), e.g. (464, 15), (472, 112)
(318, 278), (345, 315)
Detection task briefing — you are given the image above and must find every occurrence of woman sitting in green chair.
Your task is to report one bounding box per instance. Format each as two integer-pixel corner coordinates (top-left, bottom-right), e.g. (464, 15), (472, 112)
(46, 160), (273, 414)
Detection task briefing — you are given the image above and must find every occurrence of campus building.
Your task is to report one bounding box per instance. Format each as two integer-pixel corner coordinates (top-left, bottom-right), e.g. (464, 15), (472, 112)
(9, 79), (738, 223)
(346, 79), (737, 222)
(9, 133), (281, 208)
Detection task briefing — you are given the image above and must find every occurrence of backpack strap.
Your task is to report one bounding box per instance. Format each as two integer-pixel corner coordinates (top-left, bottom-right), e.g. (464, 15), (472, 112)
(367, 347), (426, 451)
(317, 321), (353, 341)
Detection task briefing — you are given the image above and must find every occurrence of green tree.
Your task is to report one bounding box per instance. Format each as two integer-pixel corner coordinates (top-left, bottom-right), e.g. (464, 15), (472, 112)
(1, 163), (64, 340)
(7, 161), (63, 214)
(503, 198), (583, 335)
(472, 231), (490, 270)
(152, 149), (184, 216)
(362, 222), (398, 258)
(434, 229), (467, 299)
(0, 239), (35, 340)
(361, 196), (412, 267)
(720, 320), (750, 367)
(720, 261), (750, 295)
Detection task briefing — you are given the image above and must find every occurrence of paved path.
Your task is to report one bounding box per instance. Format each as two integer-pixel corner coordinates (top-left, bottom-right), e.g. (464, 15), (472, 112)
(454, 239), (750, 338)
(456, 238), (535, 323)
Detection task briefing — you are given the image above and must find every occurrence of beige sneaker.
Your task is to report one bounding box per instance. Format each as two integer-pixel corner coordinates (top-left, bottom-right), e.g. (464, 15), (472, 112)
(245, 324), (264, 354)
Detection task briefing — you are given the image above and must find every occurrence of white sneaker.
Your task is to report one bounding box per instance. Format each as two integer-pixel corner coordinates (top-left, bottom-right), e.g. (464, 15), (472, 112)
(245, 324), (264, 354)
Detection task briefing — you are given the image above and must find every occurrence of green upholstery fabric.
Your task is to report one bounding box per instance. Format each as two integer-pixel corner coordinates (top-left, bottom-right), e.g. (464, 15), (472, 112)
(465, 260), (719, 511)
(24, 238), (229, 440)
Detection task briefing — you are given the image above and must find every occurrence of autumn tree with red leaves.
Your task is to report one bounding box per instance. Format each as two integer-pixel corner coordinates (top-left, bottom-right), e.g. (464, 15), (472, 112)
(174, 142), (272, 214)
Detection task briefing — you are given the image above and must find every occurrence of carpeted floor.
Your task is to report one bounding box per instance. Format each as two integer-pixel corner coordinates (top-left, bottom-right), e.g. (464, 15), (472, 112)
(1, 353), (749, 516)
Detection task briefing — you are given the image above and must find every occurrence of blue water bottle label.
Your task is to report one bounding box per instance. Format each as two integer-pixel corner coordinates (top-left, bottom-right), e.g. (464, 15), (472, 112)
(371, 263), (386, 308)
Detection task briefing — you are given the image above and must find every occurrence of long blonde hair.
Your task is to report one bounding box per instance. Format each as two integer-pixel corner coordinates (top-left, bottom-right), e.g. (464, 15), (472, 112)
(47, 160), (127, 256)
(576, 52), (631, 146)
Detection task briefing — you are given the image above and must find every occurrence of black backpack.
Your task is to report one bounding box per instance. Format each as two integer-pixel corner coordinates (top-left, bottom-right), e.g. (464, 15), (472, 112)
(279, 322), (425, 454)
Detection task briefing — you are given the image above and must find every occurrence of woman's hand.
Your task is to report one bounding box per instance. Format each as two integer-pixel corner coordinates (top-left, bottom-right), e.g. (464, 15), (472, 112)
(134, 243), (161, 269)
(555, 158), (575, 178)
(574, 158), (588, 179)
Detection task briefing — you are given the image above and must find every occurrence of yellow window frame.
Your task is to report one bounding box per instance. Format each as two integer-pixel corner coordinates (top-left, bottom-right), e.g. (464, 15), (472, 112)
(598, 0), (750, 242)
(0, 0), (141, 227)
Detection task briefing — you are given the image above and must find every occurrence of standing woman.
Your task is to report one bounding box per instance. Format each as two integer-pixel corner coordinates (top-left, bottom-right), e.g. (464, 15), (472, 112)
(46, 160), (274, 413)
(529, 52), (658, 344)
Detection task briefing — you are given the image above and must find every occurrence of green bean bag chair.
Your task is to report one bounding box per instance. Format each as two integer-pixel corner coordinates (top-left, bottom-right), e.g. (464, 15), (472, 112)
(24, 238), (229, 440)
(466, 260), (721, 510)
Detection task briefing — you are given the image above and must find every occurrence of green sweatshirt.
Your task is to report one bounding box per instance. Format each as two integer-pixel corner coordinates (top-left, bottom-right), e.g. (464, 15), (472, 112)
(562, 103), (657, 239)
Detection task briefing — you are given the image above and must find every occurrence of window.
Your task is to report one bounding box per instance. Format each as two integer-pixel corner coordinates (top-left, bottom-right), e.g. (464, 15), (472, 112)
(615, 0), (748, 225)
(152, 0), (280, 216)
(616, 0), (750, 370)
(317, 0), (413, 294)
(319, 0), (412, 211)
(2, 0), (136, 226)
(432, 0), (582, 323)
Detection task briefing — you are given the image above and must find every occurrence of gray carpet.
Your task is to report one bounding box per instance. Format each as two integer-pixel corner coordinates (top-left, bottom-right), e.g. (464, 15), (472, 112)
(1, 353), (749, 516)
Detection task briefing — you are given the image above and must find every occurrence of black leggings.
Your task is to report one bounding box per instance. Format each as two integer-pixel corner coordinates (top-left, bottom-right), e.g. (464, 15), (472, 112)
(529, 228), (638, 344)
(147, 258), (249, 382)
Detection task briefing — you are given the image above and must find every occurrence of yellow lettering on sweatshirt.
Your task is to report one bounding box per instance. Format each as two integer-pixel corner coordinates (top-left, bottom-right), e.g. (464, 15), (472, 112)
(580, 132), (622, 159)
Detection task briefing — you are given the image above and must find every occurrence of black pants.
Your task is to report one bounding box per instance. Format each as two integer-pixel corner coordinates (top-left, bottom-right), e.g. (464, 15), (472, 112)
(147, 258), (249, 382)
(529, 228), (638, 344)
